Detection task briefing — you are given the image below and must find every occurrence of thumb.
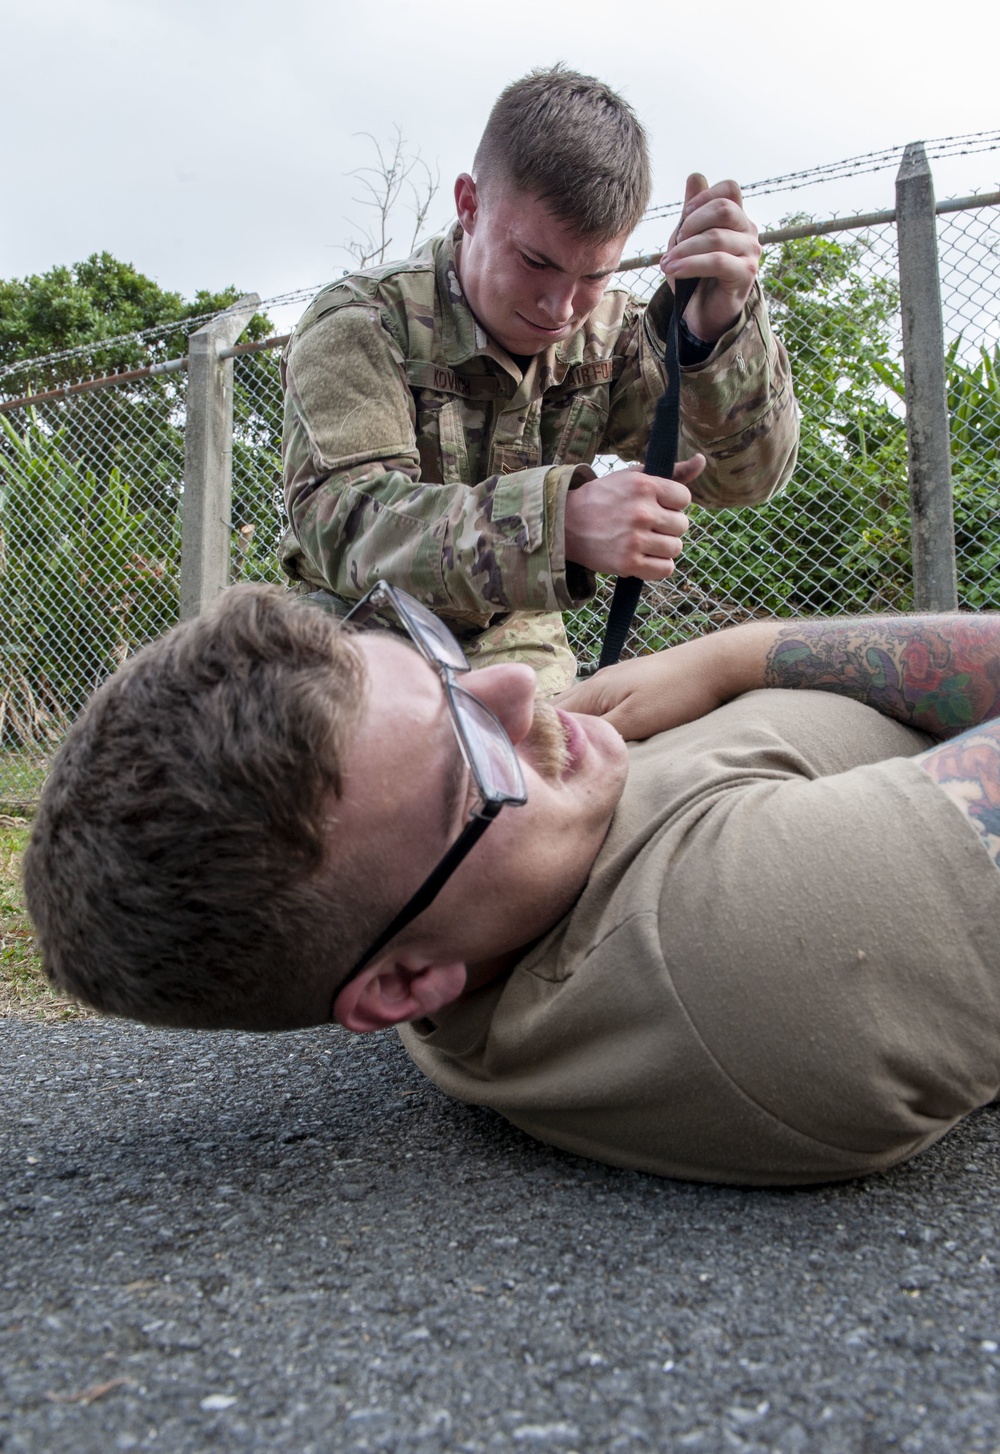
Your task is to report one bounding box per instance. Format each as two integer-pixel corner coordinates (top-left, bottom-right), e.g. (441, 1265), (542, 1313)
(673, 453), (706, 486)
(684, 172), (709, 211)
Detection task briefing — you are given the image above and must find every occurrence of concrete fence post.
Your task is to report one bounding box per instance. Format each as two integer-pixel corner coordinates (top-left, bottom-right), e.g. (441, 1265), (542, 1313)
(895, 143), (957, 612)
(181, 293), (261, 619)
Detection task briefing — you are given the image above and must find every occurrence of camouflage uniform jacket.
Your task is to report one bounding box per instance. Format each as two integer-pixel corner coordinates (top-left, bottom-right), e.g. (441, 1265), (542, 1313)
(280, 226), (798, 693)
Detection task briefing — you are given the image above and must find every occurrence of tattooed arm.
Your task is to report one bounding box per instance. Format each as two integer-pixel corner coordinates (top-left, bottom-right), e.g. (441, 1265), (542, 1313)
(916, 726), (1000, 869)
(558, 615), (1000, 742)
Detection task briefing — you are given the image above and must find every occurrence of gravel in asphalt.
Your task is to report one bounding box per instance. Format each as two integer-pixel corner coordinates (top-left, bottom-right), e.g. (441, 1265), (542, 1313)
(3, 1017), (1000, 1452)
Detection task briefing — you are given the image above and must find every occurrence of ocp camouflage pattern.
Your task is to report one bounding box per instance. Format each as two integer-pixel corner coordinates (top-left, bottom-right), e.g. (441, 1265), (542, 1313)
(280, 225), (798, 694)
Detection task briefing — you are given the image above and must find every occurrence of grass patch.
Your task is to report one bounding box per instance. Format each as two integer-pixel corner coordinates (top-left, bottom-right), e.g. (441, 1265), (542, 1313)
(0, 820), (91, 1021)
(0, 749), (50, 817)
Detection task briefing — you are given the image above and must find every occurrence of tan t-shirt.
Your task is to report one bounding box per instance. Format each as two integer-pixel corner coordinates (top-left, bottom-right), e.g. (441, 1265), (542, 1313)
(400, 690), (1000, 1186)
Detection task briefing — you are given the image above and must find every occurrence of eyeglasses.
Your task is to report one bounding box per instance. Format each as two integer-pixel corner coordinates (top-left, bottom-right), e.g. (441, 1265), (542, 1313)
(337, 581), (527, 989)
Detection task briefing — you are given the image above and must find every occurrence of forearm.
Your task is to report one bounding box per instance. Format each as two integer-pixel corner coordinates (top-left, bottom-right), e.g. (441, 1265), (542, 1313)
(678, 287), (799, 509)
(680, 613), (1000, 740)
(287, 456), (596, 623)
(560, 614), (1000, 743)
(760, 615), (1000, 739)
(605, 282), (798, 510)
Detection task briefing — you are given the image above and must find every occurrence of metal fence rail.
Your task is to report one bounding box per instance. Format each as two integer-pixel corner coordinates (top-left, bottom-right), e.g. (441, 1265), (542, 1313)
(1, 147), (998, 810)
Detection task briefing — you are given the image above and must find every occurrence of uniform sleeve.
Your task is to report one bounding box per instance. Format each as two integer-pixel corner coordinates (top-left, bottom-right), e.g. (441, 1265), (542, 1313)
(281, 303), (593, 625)
(603, 280), (799, 510)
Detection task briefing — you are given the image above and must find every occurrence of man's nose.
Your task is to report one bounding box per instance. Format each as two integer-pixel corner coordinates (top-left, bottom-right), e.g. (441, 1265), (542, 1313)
(462, 663), (536, 746)
(537, 279), (576, 325)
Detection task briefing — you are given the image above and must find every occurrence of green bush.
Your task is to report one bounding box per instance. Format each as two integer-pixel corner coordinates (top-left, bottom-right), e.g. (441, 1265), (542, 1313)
(567, 228), (999, 665)
(0, 412), (179, 747)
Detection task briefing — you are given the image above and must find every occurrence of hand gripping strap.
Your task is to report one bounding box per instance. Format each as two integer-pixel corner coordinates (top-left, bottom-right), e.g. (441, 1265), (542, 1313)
(597, 275), (698, 670)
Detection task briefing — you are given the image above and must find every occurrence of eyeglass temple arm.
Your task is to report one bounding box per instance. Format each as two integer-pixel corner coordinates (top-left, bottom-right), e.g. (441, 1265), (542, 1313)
(342, 591), (383, 628)
(343, 809), (497, 983)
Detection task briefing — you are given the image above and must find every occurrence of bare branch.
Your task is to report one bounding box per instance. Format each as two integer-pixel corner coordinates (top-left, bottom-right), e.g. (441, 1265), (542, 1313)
(407, 154), (442, 254)
(340, 127), (444, 270)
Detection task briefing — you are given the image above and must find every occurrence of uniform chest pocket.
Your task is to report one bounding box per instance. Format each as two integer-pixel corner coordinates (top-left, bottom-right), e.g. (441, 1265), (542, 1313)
(415, 392), (472, 486)
(541, 392), (608, 467)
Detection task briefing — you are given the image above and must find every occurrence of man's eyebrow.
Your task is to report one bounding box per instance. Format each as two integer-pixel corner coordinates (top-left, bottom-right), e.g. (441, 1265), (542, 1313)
(519, 245), (615, 280)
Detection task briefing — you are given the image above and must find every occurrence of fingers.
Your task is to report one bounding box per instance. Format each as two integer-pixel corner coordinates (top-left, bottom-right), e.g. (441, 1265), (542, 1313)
(652, 510), (690, 540)
(666, 204), (760, 287)
(564, 467), (696, 578)
(640, 531), (685, 561)
(556, 673), (641, 729)
(662, 179), (758, 306)
(632, 464), (702, 575)
(617, 544), (682, 582)
(665, 181), (751, 252)
(677, 194), (756, 245)
(669, 215), (760, 261)
(634, 555), (679, 582)
(666, 246), (759, 293)
(684, 174), (745, 217)
(632, 477), (691, 573)
(668, 174), (710, 253)
(652, 472), (692, 511)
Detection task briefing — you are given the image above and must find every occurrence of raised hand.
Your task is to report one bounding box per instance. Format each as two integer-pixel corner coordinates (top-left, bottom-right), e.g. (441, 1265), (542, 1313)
(661, 172), (761, 343)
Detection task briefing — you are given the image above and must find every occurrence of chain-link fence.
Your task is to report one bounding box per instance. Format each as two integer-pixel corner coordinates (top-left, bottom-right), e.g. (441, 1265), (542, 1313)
(1, 153), (998, 810)
(571, 197), (999, 665)
(0, 356), (187, 810)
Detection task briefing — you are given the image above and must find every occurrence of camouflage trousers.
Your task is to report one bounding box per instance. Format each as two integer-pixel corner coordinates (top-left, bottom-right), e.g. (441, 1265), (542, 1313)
(461, 611), (577, 697)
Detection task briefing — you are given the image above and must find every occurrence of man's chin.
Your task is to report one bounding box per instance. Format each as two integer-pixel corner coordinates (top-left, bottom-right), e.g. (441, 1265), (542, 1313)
(498, 321), (573, 356)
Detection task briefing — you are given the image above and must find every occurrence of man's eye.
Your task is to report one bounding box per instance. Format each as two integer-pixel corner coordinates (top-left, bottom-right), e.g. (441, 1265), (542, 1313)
(521, 254), (546, 270)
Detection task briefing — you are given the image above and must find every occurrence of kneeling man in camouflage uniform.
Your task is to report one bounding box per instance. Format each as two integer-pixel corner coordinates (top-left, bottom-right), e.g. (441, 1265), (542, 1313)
(280, 66), (798, 694)
(24, 586), (1000, 1186)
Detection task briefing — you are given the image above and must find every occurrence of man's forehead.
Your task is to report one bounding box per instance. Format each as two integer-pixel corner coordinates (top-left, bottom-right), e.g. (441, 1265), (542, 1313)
(353, 630), (435, 704)
(489, 184), (627, 273)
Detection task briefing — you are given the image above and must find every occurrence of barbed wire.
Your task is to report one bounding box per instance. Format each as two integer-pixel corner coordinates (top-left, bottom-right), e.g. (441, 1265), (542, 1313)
(254, 285), (324, 309)
(0, 306), (225, 384)
(0, 285), (343, 390)
(0, 284), (332, 386)
(5, 130), (998, 385)
(643, 129), (1000, 223)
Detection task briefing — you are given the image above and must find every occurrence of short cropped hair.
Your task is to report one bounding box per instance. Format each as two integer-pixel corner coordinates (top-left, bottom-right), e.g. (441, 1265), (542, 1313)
(473, 65), (651, 242)
(22, 585), (376, 1031)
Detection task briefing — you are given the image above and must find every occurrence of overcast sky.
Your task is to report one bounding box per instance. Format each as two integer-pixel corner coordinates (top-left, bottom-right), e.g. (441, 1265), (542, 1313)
(3, 0), (998, 331)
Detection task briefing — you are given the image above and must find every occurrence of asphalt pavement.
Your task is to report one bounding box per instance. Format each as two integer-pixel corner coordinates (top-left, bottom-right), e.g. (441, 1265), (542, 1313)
(3, 1016), (1000, 1453)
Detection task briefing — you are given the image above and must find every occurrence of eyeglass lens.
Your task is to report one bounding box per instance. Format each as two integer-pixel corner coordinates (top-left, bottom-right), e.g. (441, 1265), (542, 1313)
(450, 687), (526, 803)
(359, 582), (526, 806)
(395, 592), (469, 673)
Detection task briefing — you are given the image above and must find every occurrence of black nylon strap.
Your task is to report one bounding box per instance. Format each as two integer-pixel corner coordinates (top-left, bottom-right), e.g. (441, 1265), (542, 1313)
(597, 274), (699, 670)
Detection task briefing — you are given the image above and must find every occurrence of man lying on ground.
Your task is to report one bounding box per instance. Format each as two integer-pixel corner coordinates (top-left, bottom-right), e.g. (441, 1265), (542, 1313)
(23, 584), (1000, 1186)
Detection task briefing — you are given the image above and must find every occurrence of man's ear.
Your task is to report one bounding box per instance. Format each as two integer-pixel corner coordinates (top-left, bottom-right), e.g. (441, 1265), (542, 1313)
(333, 952), (467, 1034)
(454, 173), (479, 235)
